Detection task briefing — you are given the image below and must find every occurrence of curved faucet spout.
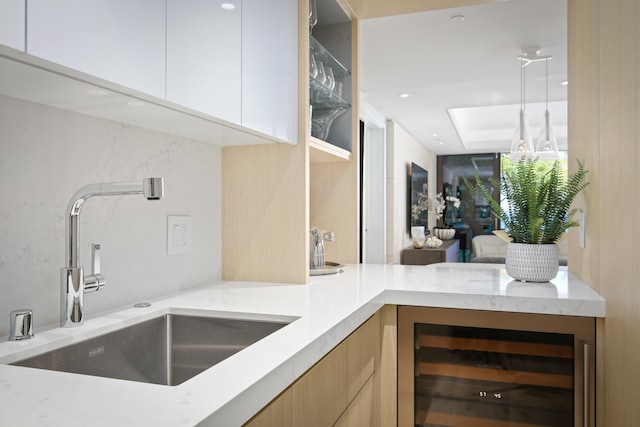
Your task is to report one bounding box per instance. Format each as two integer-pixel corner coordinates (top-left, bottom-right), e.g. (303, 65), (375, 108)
(61, 177), (164, 327)
(64, 178), (164, 269)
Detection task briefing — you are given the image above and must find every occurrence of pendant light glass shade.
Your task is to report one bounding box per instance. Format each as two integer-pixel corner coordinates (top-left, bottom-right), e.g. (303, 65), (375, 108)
(510, 59), (535, 162)
(535, 109), (560, 159)
(535, 58), (560, 160)
(510, 109), (535, 162)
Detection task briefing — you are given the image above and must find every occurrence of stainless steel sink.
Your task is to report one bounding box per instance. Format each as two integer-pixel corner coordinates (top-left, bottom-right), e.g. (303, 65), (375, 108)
(12, 314), (289, 386)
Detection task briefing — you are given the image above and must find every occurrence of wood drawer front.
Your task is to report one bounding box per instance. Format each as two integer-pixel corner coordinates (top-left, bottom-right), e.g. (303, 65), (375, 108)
(244, 389), (292, 427)
(334, 374), (375, 427)
(292, 313), (378, 426)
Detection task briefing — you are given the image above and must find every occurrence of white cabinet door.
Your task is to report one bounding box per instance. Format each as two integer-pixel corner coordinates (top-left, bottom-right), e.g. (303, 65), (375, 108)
(166, 0), (241, 124)
(242, 0), (298, 143)
(0, 0), (25, 51)
(27, 0), (165, 98)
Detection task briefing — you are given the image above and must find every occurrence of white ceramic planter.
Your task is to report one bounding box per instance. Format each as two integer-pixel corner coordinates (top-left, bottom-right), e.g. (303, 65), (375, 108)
(505, 243), (559, 282)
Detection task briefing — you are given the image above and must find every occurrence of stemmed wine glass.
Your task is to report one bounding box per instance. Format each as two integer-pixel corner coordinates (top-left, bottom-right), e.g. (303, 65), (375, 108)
(309, 0), (317, 34)
(315, 61), (327, 86)
(310, 54), (318, 79)
(323, 66), (335, 91)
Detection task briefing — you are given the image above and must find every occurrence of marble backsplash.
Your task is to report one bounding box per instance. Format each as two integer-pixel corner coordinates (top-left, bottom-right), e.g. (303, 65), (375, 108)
(0, 94), (221, 337)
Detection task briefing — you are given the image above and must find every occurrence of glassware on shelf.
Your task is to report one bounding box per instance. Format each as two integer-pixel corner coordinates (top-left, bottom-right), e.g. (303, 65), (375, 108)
(310, 54), (318, 79)
(315, 60), (327, 85)
(310, 36), (351, 80)
(309, 0), (317, 34)
(309, 78), (350, 110)
(311, 107), (347, 141)
(333, 81), (343, 98)
(323, 66), (335, 91)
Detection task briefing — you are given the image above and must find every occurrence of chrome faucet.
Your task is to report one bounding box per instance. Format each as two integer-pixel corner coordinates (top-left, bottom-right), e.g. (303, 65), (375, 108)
(60, 177), (164, 327)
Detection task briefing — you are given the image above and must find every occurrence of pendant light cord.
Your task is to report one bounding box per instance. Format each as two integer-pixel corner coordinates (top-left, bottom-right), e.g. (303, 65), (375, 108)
(521, 58), (525, 112)
(545, 58), (549, 111)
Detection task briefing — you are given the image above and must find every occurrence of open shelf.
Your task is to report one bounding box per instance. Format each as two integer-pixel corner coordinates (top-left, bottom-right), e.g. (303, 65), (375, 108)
(309, 136), (351, 163)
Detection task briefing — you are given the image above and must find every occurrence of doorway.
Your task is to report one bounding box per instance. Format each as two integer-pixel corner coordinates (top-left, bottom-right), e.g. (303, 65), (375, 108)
(437, 153), (500, 261)
(360, 115), (387, 264)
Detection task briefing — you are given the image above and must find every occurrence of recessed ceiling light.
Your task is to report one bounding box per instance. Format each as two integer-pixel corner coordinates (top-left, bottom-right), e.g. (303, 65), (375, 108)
(400, 93), (409, 98)
(127, 101), (146, 107)
(560, 80), (568, 86)
(221, 3), (235, 10)
(432, 133), (439, 138)
(438, 141), (445, 145)
(87, 89), (107, 96)
(450, 15), (465, 23)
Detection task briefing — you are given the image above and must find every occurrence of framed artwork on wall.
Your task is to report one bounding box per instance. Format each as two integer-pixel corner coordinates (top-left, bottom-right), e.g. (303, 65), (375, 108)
(408, 162), (428, 230)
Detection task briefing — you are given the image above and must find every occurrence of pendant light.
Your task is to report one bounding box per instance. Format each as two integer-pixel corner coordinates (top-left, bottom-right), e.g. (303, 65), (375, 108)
(510, 57), (535, 162)
(535, 57), (560, 160)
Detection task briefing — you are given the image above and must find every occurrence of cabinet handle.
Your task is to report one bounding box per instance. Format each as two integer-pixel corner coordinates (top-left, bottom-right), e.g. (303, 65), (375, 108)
(583, 343), (589, 427)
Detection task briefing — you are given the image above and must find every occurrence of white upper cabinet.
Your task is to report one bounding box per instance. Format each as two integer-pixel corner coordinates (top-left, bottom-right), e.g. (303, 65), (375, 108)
(166, 0), (241, 125)
(241, 0), (298, 143)
(14, 0), (297, 145)
(27, 0), (165, 98)
(0, 0), (25, 51)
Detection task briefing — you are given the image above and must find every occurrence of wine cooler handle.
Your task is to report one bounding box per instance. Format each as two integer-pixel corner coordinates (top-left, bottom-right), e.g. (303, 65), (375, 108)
(583, 343), (589, 427)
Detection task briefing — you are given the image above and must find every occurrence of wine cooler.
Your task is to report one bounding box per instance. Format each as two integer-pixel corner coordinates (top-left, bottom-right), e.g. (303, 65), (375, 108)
(398, 306), (595, 427)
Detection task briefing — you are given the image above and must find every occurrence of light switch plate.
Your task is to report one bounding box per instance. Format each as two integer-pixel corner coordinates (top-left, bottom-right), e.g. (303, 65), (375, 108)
(167, 215), (192, 255)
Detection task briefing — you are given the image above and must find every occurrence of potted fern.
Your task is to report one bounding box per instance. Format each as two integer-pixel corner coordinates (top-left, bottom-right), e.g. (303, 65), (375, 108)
(465, 159), (589, 282)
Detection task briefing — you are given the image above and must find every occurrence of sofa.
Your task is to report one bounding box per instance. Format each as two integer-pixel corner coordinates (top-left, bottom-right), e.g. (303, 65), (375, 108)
(470, 234), (568, 266)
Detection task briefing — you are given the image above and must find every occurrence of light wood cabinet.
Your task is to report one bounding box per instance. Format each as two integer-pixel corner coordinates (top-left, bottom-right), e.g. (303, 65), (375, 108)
(245, 389), (293, 427)
(27, 0), (166, 98)
(334, 375), (375, 427)
(0, 0), (24, 51)
(244, 311), (380, 427)
(291, 309), (377, 425)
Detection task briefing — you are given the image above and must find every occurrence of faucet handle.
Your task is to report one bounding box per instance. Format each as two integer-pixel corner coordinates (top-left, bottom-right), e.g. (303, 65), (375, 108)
(85, 243), (106, 293)
(92, 243), (101, 275)
(8, 309), (34, 341)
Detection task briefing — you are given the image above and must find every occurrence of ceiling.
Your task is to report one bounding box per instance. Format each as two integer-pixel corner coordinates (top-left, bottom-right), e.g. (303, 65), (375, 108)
(358, 0), (568, 155)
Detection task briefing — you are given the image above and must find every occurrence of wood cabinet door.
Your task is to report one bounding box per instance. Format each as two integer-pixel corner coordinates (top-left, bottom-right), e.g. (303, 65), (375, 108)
(334, 375), (375, 427)
(244, 388), (293, 427)
(291, 312), (378, 426)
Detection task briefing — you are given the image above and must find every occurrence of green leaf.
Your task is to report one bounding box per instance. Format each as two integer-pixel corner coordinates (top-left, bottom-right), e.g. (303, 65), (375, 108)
(464, 158), (589, 244)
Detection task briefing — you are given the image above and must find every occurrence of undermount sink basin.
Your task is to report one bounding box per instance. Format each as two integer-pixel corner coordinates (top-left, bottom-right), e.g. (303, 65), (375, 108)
(12, 314), (290, 386)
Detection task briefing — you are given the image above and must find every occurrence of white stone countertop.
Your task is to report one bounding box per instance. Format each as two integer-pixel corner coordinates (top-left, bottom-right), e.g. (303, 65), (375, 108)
(0, 263), (605, 426)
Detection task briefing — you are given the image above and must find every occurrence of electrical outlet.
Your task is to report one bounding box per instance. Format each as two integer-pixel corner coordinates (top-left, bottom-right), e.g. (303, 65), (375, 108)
(579, 211), (586, 248)
(167, 215), (192, 255)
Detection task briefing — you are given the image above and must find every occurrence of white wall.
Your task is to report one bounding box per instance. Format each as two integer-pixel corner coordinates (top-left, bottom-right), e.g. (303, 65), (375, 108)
(0, 95), (221, 337)
(386, 121), (436, 264)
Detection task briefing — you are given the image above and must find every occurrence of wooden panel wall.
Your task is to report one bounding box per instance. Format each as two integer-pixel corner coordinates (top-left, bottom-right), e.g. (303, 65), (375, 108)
(222, 143), (308, 283)
(568, 0), (640, 425)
